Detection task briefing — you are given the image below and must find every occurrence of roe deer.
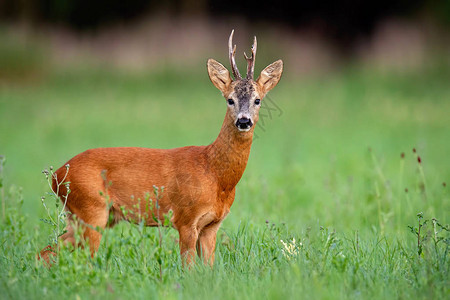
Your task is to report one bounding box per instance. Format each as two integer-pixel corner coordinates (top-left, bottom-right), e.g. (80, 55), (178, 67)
(39, 30), (283, 266)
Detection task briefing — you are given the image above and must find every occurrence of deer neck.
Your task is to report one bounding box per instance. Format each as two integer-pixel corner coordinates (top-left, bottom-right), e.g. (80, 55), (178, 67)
(206, 110), (254, 191)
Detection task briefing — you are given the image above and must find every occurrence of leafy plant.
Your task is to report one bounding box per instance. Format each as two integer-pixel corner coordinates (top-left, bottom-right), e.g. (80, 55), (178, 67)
(40, 164), (71, 247)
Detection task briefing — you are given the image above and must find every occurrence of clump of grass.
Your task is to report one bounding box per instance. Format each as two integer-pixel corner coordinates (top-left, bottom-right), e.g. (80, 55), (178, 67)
(403, 212), (449, 296)
(39, 164), (70, 248)
(111, 183), (175, 282)
(408, 212), (449, 258)
(280, 237), (302, 260)
(0, 156), (26, 246)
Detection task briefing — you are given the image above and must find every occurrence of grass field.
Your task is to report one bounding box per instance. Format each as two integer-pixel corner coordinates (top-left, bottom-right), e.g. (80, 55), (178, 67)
(0, 54), (449, 299)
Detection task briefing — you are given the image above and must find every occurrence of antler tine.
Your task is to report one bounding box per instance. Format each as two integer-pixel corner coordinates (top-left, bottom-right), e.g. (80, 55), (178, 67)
(244, 36), (257, 80)
(228, 30), (241, 80)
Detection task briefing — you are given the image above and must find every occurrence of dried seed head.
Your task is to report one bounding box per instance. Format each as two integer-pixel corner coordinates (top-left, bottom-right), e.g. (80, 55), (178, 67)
(443, 182), (447, 187)
(405, 188), (408, 193)
(417, 156), (421, 164)
(400, 152), (405, 158)
(413, 148), (416, 153)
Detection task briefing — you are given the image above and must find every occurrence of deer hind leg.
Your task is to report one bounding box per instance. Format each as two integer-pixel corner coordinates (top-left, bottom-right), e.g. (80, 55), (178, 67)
(178, 225), (199, 267)
(38, 244), (57, 266)
(38, 213), (76, 265)
(38, 201), (110, 265)
(196, 222), (221, 266)
(55, 215), (76, 250)
(73, 205), (110, 257)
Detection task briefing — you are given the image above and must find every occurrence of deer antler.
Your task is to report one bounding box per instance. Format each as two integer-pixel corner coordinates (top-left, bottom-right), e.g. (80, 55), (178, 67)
(228, 30), (241, 80)
(244, 36), (257, 80)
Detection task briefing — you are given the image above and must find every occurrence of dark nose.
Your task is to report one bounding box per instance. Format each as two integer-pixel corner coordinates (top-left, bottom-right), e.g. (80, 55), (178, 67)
(235, 117), (253, 130)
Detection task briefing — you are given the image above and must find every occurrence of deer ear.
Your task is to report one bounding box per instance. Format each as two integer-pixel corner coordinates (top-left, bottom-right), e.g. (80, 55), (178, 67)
(256, 60), (283, 96)
(207, 59), (232, 94)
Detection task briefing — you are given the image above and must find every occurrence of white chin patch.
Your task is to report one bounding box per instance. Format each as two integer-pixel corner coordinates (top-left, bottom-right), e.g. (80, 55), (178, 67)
(237, 127), (251, 132)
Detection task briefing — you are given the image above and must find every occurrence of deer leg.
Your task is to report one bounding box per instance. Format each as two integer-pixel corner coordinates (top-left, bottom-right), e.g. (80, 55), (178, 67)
(38, 245), (57, 266)
(77, 208), (110, 257)
(38, 207), (109, 264)
(38, 213), (78, 265)
(60, 222), (76, 247)
(196, 222), (220, 266)
(178, 226), (199, 267)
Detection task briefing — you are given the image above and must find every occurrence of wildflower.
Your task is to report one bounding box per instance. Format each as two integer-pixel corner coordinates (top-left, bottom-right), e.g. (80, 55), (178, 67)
(280, 238), (302, 260)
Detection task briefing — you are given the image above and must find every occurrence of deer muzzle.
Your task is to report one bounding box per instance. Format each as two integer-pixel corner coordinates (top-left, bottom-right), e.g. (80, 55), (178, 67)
(235, 117), (253, 131)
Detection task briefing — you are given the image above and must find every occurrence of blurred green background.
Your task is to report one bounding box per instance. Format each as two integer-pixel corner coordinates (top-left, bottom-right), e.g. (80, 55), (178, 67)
(0, 0), (449, 231)
(1, 3), (449, 299)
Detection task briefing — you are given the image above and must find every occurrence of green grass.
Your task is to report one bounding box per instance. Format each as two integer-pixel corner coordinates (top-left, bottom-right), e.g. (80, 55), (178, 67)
(0, 60), (449, 299)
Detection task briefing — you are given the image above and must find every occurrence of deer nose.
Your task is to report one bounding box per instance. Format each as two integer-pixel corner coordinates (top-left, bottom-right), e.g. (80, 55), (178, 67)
(236, 117), (253, 130)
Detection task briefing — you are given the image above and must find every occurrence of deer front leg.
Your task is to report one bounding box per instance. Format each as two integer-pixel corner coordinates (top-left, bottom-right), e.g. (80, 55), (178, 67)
(178, 226), (199, 267)
(196, 222), (221, 266)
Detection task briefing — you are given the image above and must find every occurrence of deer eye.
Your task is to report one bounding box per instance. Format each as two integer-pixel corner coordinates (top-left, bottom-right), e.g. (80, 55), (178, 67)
(255, 99), (261, 105)
(227, 99), (235, 105)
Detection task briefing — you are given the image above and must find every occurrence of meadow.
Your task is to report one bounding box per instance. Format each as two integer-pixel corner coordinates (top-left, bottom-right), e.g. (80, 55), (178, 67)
(0, 47), (449, 299)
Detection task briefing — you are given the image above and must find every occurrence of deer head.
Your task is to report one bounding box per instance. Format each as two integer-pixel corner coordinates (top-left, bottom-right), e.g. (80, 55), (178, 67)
(207, 30), (283, 132)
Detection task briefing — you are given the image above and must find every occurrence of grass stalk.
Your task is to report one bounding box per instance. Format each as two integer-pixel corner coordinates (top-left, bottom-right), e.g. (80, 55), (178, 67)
(398, 153), (405, 231)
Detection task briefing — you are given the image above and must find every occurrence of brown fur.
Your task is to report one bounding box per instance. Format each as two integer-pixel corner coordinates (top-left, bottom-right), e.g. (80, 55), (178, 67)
(38, 35), (283, 267)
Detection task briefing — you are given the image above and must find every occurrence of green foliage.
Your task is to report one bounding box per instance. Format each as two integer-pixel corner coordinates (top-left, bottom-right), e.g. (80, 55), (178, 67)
(0, 157), (26, 247)
(0, 151), (448, 299)
(0, 61), (449, 298)
(40, 164), (70, 247)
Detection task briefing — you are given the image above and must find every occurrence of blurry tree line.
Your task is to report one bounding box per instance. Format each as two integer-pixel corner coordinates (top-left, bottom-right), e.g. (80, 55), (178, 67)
(0, 0), (449, 42)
